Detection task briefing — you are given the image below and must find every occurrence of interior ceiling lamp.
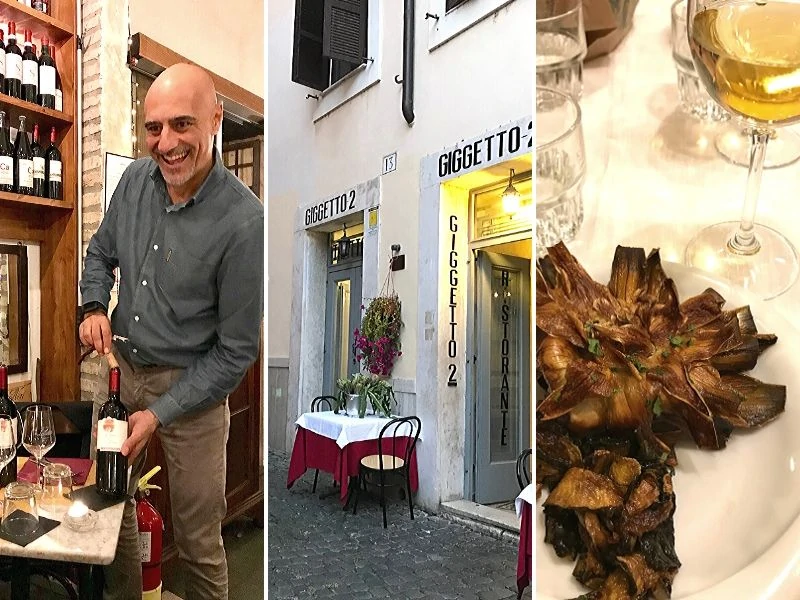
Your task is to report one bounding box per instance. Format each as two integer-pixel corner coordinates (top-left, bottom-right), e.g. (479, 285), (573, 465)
(501, 168), (521, 215)
(337, 224), (351, 259)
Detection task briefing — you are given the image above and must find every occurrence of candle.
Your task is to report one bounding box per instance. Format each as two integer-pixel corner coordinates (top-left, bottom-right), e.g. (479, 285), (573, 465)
(67, 501), (89, 519)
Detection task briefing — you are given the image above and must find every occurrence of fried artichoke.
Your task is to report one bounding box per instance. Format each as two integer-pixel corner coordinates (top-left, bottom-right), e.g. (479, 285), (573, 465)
(536, 243), (788, 599)
(536, 243), (785, 455)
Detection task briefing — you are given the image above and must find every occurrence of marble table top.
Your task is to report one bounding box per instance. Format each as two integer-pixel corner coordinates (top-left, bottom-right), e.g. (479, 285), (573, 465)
(568, 0), (800, 316)
(0, 458), (124, 565)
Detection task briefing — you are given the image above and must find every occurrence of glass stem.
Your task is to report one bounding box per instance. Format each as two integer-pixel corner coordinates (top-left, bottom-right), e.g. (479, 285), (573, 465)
(728, 128), (770, 255)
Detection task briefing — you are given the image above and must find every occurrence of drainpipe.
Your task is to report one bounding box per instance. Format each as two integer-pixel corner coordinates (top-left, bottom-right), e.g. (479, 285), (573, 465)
(402, 0), (415, 125)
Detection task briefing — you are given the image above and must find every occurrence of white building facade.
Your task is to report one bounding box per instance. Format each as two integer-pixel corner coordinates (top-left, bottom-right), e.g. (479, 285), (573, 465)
(268, 0), (533, 510)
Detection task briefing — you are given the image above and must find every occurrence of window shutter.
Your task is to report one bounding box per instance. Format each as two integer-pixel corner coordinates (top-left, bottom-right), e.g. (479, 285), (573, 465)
(292, 0), (329, 91)
(322, 0), (367, 65)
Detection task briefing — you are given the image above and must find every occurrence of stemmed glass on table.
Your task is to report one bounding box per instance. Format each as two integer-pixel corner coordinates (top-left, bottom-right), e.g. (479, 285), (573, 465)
(684, 0), (800, 299)
(22, 405), (55, 491)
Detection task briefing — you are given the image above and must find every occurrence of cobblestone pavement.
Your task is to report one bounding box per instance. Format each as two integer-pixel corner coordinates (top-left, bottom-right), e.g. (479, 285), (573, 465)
(267, 451), (519, 600)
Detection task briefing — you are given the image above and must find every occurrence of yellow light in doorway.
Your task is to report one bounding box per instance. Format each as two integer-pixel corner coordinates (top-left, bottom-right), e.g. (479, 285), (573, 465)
(501, 168), (521, 215)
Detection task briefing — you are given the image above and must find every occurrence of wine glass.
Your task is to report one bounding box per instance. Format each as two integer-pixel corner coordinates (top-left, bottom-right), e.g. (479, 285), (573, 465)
(684, 0), (800, 299)
(22, 405), (55, 490)
(0, 415), (17, 474)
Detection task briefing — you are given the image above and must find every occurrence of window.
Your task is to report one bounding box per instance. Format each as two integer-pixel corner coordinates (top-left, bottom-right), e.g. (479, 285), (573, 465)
(223, 139), (262, 198)
(446, 0), (470, 11)
(292, 0), (368, 91)
(429, 0), (516, 51)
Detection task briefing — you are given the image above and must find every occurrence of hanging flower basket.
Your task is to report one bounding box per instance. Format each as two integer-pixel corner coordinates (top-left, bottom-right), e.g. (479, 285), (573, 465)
(354, 293), (403, 377)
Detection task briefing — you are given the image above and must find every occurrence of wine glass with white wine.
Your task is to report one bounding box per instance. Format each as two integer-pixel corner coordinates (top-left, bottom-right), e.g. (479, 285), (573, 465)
(685, 0), (800, 299)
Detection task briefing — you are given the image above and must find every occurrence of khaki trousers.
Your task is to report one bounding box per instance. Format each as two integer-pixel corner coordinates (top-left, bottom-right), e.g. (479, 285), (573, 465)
(92, 352), (230, 600)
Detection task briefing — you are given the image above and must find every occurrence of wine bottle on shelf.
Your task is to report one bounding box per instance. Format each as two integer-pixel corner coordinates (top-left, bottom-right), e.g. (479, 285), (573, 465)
(32, 0), (47, 13)
(96, 366), (129, 498)
(0, 29), (6, 93)
(38, 39), (55, 109)
(0, 365), (19, 487)
(4, 23), (22, 99)
(45, 126), (61, 199)
(50, 45), (61, 111)
(14, 115), (33, 195)
(31, 123), (44, 197)
(21, 30), (37, 104)
(0, 112), (13, 193)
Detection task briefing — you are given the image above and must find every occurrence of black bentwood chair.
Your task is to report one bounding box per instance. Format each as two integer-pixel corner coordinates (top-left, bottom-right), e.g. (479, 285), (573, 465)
(352, 416), (422, 529)
(310, 395), (337, 493)
(516, 448), (532, 491)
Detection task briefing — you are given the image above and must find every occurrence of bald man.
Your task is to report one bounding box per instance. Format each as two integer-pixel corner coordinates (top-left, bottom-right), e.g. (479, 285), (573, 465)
(79, 63), (263, 600)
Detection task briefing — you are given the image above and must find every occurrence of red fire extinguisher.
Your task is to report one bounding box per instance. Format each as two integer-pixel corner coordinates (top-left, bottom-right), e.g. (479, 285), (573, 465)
(137, 466), (164, 600)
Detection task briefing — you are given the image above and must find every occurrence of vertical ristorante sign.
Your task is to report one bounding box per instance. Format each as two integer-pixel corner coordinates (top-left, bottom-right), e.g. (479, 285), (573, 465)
(499, 269), (511, 446)
(447, 215), (459, 387)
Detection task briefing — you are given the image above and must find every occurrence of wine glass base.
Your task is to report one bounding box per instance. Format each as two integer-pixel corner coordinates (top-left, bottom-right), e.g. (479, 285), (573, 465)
(715, 128), (800, 169)
(684, 222), (800, 300)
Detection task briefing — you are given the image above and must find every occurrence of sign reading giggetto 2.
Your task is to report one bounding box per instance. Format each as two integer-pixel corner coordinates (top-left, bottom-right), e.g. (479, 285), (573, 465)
(297, 177), (378, 230)
(435, 117), (532, 180)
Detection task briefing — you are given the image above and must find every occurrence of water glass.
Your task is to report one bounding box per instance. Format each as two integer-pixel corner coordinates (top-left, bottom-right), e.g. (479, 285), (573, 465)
(536, 86), (586, 256)
(670, 0), (729, 122)
(3, 481), (38, 536)
(536, 0), (587, 99)
(41, 463), (74, 518)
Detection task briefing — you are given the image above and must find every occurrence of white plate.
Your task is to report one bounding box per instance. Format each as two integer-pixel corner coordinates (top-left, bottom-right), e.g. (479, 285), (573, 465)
(536, 257), (800, 600)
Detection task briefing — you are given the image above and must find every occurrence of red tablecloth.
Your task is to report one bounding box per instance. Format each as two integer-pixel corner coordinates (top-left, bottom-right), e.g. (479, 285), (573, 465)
(287, 426), (419, 504)
(517, 501), (532, 598)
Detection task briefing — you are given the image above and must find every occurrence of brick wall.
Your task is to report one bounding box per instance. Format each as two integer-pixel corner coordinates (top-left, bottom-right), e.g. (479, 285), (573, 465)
(79, 0), (132, 402)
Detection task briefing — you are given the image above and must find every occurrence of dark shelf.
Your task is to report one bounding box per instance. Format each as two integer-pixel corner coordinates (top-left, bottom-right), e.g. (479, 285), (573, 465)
(0, 0), (73, 43)
(0, 190), (71, 210)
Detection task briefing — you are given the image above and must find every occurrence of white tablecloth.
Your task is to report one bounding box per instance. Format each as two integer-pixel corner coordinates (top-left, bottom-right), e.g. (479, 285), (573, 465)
(295, 411), (418, 449)
(570, 0), (800, 319)
(515, 483), (537, 519)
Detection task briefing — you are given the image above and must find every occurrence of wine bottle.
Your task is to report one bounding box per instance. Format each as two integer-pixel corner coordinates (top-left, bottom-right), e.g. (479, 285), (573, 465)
(45, 126), (61, 199)
(38, 39), (55, 109)
(31, 124), (44, 197)
(96, 366), (129, 497)
(32, 0), (47, 13)
(0, 364), (19, 487)
(50, 45), (61, 111)
(14, 116), (32, 195)
(21, 30), (37, 103)
(4, 23), (21, 99)
(0, 112), (12, 193)
(0, 29), (7, 92)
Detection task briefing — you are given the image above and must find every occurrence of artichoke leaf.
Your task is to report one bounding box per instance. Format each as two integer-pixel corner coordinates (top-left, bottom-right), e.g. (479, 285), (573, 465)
(608, 246), (647, 305)
(720, 373), (786, 427)
(544, 467), (624, 510)
(616, 554), (662, 597)
(573, 551), (608, 591)
(679, 288), (726, 330)
(536, 300), (587, 347)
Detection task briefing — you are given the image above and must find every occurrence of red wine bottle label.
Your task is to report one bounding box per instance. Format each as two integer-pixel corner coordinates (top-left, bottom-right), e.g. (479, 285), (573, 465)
(39, 65), (55, 94)
(97, 417), (127, 452)
(32, 156), (44, 179)
(48, 159), (61, 182)
(0, 416), (18, 447)
(18, 158), (32, 188)
(5, 54), (21, 81)
(0, 157), (12, 186)
(22, 59), (36, 85)
(54, 89), (62, 111)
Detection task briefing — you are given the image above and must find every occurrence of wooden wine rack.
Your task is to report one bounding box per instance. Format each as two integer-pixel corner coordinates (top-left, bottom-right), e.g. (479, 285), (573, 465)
(0, 0), (79, 400)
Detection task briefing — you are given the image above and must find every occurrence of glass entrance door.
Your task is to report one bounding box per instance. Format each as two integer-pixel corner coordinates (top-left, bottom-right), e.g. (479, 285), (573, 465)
(323, 264), (363, 396)
(474, 250), (531, 503)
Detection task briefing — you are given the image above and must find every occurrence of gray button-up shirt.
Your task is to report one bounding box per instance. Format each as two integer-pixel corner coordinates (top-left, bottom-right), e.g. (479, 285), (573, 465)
(80, 153), (264, 426)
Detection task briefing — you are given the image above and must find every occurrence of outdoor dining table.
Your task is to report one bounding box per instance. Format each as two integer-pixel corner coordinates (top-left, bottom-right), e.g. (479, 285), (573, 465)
(287, 410), (419, 505)
(515, 483), (535, 599)
(1, 457), (125, 600)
